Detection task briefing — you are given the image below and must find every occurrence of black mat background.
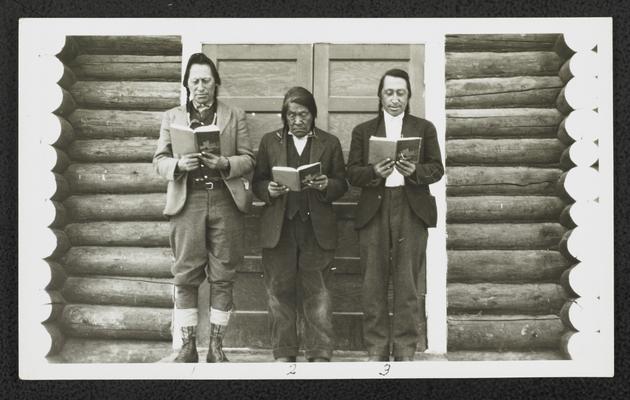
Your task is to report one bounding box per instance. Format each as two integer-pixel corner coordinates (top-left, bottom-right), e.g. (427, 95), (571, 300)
(2, 0), (628, 398)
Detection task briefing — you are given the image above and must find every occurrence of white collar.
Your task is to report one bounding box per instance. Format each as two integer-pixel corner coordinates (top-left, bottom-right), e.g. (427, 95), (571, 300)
(383, 111), (405, 123)
(288, 131), (313, 140)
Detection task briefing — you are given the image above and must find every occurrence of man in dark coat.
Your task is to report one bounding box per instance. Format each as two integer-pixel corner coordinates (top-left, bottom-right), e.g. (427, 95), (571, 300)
(253, 87), (348, 362)
(347, 69), (444, 361)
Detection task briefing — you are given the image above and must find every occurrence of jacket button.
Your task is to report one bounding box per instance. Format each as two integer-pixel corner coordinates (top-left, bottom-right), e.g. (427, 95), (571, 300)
(377, 195), (382, 199)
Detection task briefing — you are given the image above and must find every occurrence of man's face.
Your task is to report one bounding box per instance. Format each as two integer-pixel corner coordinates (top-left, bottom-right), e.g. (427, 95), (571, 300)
(187, 64), (216, 105)
(380, 75), (409, 117)
(286, 102), (313, 138)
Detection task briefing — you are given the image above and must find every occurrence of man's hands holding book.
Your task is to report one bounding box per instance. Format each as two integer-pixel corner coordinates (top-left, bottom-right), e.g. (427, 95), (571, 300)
(373, 157), (416, 178)
(200, 151), (230, 171)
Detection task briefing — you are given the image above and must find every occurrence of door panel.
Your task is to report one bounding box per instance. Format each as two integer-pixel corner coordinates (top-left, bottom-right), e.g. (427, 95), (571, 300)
(313, 43), (425, 158)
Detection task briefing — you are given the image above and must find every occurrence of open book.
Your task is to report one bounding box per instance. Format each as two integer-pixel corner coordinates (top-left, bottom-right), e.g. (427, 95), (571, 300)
(368, 136), (422, 164)
(272, 162), (322, 192)
(170, 124), (221, 157)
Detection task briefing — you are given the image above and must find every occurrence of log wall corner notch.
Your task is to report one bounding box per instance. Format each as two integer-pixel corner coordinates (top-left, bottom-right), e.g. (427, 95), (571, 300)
(554, 33), (605, 362)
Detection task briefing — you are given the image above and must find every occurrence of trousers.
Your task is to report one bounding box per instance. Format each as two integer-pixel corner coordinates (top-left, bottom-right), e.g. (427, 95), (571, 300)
(169, 188), (244, 311)
(358, 187), (428, 358)
(262, 217), (335, 360)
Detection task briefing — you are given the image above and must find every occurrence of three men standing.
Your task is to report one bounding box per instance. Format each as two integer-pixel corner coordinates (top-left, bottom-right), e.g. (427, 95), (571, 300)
(347, 69), (444, 361)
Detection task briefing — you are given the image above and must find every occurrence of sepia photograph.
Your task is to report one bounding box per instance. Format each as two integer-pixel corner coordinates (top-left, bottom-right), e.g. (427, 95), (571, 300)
(18, 18), (613, 379)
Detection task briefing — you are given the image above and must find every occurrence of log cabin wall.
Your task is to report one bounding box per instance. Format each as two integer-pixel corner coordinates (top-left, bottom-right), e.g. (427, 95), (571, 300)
(444, 34), (572, 360)
(55, 36), (183, 362)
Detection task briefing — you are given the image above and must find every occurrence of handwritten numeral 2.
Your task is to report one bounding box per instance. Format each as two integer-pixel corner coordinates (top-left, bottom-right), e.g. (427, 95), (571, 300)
(286, 363), (297, 375)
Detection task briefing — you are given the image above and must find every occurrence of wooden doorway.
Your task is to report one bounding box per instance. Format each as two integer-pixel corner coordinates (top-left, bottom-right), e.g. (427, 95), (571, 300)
(201, 43), (427, 352)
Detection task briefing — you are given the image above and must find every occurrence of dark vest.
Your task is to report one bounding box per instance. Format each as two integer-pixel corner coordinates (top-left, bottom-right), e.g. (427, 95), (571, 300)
(286, 136), (312, 221)
(187, 102), (221, 189)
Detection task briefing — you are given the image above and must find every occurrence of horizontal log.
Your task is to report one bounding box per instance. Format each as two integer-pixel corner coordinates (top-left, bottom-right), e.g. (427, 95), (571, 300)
(73, 36), (182, 55)
(446, 166), (563, 196)
(70, 81), (180, 110)
(54, 87), (76, 117)
(43, 114), (75, 148)
(554, 34), (575, 61)
(65, 221), (170, 247)
(446, 108), (563, 138)
(56, 338), (172, 363)
(57, 63), (77, 89)
(446, 223), (566, 250)
(47, 200), (68, 228)
(447, 314), (565, 351)
(61, 272), (363, 312)
(64, 193), (165, 221)
(45, 260), (68, 290)
(445, 34), (559, 52)
(446, 77), (564, 109)
(71, 55), (181, 81)
(446, 52), (562, 79)
(61, 304), (172, 340)
(50, 172), (71, 201)
(47, 229), (71, 259)
(67, 138), (156, 162)
(62, 246), (360, 277)
(446, 139), (565, 166)
(63, 220), (359, 257)
(62, 276), (173, 308)
(448, 283), (567, 314)
(60, 305), (365, 349)
(446, 196), (566, 222)
(64, 163), (167, 193)
(43, 323), (65, 357)
(62, 246), (174, 277)
(64, 193), (355, 221)
(447, 250), (569, 283)
(68, 109), (163, 139)
(56, 37), (79, 64)
(44, 146), (70, 173)
(446, 351), (566, 361)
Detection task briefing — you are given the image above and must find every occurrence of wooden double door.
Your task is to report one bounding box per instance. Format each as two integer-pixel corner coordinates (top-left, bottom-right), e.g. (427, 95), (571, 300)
(199, 43), (425, 351)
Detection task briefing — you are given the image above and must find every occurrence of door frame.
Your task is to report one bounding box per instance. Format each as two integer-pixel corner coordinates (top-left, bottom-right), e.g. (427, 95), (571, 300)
(182, 35), (448, 354)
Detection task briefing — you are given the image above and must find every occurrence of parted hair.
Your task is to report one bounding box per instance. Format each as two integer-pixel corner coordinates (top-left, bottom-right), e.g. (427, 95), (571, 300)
(377, 68), (412, 115)
(281, 86), (318, 131)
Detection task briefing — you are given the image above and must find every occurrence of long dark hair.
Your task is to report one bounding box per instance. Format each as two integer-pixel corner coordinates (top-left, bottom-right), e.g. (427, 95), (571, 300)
(182, 53), (221, 113)
(377, 68), (412, 115)
(281, 86), (317, 132)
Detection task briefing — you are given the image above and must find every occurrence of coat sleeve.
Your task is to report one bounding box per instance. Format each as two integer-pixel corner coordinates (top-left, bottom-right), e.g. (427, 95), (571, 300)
(346, 125), (382, 188)
(153, 110), (183, 181)
(408, 121), (444, 185)
(252, 136), (274, 205)
(223, 108), (255, 180)
(320, 136), (348, 203)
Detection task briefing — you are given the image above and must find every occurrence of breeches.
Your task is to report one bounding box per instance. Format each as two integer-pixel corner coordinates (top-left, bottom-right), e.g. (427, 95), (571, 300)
(169, 188), (244, 311)
(359, 187), (428, 358)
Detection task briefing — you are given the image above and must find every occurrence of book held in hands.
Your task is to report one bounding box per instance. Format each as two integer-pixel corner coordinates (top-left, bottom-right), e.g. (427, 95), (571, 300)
(170, 124), (221, 157)
(368, 136), (422, 164)
(272, 162), (322, 192)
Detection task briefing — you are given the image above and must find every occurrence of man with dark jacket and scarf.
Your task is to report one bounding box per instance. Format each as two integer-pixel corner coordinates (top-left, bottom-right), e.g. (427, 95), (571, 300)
(347, 69), (443, 361)
(253, 87), (348, 362)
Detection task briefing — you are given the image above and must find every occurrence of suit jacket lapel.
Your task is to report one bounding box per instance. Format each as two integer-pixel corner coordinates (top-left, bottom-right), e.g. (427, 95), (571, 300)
(401, 114), (418, 138)
(272, 129), (288, 167)
(216, 101), (232, 155)
(309, 128), (325, 164)
(374, 114), (386, 138)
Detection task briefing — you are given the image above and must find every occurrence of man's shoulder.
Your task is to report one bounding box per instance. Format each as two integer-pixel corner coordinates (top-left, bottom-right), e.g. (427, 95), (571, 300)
(405, 114), (435, 131)
(164, 104), (186, 116)
(260, 128), (284, 143)
(353, 115), (380, 132)
(217, 100), (245, 116)
(313, 127), (340, 144)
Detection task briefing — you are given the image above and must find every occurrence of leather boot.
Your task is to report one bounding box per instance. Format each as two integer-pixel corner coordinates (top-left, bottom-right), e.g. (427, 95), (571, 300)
(174, 326), (198, 363)
(206, 323), (229, 363)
